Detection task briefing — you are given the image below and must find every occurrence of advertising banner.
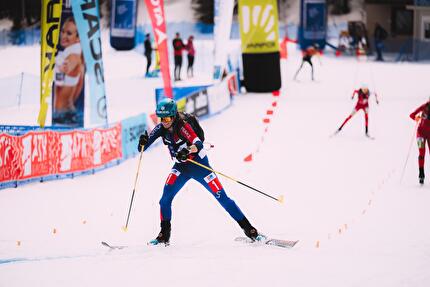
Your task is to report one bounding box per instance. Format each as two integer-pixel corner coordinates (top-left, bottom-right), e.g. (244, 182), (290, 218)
(71, 0), (108, 126)
(183, 89), (209, 117)
(110, 0), (137, 38)
(207, 73), (237, 114)
(238, 0), (280, 54)
(38, 0), (63, 127)
(0, 124), (122, 184)
(213, 0), (235, 80)
(144, 0), (173, 98)
(299, 0), (327, 49)
(110, 0), (137, 50)
(121, 113), (147, 159)
(155, 85), (209, 104)
(51, 2), (86, 128)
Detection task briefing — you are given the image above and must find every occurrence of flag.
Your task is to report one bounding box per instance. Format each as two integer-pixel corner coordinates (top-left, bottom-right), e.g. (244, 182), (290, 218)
(144, 0), (173, 98)
(71, 0), (108, 126)
(38, 0), (63, 127)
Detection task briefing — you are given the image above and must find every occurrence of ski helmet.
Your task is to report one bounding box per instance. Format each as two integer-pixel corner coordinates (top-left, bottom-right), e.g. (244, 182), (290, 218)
(156, 98), (177, 117)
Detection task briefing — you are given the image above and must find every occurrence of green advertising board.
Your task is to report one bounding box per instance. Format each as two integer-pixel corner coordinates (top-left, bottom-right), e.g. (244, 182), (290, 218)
(238, 0), (280, 53)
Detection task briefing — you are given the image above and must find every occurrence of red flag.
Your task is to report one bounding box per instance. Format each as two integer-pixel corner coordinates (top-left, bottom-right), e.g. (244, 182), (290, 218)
(144, 0), (173, 98)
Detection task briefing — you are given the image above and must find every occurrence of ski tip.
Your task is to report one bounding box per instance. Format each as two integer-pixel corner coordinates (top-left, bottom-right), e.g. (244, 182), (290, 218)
(121, 226), (128, 232)
(277, 195), (285, 204)
(101, 241), (112, 248)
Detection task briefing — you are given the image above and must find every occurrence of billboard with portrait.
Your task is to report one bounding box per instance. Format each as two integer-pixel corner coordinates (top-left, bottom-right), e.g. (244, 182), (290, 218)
(51, 3), (85, 128)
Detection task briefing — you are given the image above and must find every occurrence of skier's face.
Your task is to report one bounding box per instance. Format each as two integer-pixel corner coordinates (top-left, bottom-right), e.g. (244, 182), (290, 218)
(60, 20), (79, 47)
(160, 116), (174, 129)
(362, 88), (369, 94)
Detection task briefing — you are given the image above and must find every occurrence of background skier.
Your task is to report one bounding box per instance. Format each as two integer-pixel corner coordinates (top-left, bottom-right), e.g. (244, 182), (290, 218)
(409, 100), (430, 184)
(335, 84), (379, 137)
(293, 43), (321, 81)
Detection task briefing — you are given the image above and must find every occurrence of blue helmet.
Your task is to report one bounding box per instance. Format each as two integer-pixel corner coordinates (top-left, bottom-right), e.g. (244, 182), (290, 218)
(156, 98), (177, 117)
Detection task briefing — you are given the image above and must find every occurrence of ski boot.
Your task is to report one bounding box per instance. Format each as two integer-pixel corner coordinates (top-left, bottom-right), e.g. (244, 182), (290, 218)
(149, 220), (171, 246)
(237, 217), (263, 242)
(419, 167), (425, 185)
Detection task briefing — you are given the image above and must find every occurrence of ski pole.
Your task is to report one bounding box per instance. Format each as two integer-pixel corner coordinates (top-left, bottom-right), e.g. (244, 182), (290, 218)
(400, 122), (418, 184)
(186, 158), (284, 203)
(123, 145), (145, 231)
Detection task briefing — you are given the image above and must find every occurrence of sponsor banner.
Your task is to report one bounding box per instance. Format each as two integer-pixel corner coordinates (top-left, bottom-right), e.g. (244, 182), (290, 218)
(207, 73), (236, 114)
(38, 0), (63, 127)
(0, 124), (122, 184)
(110, 0), (137, 38)
(71, 0), (108, 126)
(238, 0), (280, 54)
(184, 89), (209, 117)
(302, 0), (327, 39)
(213, 0), (235, 80)
(0, 125), (71, 136)
(52, 3), (86, 128)
(121, 113), (147, 159)
(155, 85), (209, 104)
(144, 0), (173, 98)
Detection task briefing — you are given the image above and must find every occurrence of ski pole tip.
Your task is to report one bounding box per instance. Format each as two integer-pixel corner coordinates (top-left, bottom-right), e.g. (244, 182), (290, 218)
(122, 226), (128, 232)
(278, 195), (285, 204)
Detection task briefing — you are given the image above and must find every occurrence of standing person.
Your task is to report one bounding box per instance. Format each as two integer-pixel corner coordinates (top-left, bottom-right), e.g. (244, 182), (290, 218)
(373, 22), (387, 61)
(409, 100), (430, 184)
(137, 98), (261, 245)
(293, 43), (321, 81)
(172, 32), (185, 81)
(53, 17), (85, 126)
(144, 33), (153, 76)
(185, 35), (195, 78)
(335, 84), (379, 137)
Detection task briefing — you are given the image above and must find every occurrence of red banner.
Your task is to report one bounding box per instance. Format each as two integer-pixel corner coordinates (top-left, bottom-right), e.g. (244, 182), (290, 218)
(0, 124), (122, 183)
(144, 0), (173, 98)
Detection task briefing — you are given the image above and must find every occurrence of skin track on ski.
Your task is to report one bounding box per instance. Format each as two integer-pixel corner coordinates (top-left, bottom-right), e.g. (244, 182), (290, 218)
(234, 237), (299, 249)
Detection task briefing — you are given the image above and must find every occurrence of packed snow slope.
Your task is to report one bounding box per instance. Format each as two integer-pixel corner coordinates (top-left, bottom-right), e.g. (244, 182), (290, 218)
(1, 43), (430, 287)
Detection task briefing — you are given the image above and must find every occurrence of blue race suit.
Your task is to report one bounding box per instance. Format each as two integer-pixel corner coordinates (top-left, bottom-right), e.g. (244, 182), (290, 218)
(144, 120), (246, 222)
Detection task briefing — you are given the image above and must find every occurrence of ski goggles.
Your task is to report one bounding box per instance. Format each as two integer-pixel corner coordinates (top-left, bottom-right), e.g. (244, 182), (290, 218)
(160, 116), (173, 123)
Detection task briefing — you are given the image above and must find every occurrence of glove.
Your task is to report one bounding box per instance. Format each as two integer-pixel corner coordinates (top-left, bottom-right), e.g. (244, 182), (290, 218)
(137, 131), (148, 152)
(176, 148), (189, 162)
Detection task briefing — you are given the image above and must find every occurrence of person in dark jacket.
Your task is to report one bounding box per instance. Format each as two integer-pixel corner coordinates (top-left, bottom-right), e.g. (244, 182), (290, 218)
(373, 23), (387, 61)
(144, 33), (154, 76)
(172, 32), (185, 81)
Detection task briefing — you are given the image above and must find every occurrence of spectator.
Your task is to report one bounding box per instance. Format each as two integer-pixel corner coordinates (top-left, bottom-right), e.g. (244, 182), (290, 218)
(373, 23), (387, 61)
(185, 35), (195, 78)
(144, 33), (154, 76)
(172, 32), (185, 81)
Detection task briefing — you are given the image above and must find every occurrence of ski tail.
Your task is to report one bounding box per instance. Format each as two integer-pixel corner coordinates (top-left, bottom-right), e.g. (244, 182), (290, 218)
(234, 236), (298, 249)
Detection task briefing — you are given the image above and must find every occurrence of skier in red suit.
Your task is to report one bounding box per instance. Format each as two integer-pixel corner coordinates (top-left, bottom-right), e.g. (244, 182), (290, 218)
(335, 85), (379, 137)
(409, 100), (430, 184)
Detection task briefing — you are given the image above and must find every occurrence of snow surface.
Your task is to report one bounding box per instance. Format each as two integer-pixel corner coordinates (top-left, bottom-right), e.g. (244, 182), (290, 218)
(1, 40), (430, 287)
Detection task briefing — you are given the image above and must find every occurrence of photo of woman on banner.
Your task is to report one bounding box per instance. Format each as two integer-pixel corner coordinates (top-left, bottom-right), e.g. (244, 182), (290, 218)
(52, 15), (85, 127)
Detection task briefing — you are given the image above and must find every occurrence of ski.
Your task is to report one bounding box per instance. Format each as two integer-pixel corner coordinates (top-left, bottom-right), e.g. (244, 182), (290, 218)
(101, 241), (126, 250)
(234, 236), (298, 249)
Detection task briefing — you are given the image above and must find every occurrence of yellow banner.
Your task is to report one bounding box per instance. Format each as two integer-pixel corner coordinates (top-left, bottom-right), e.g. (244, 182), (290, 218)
(38, 0), (63, 127)
(238, 0), (280, 53)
